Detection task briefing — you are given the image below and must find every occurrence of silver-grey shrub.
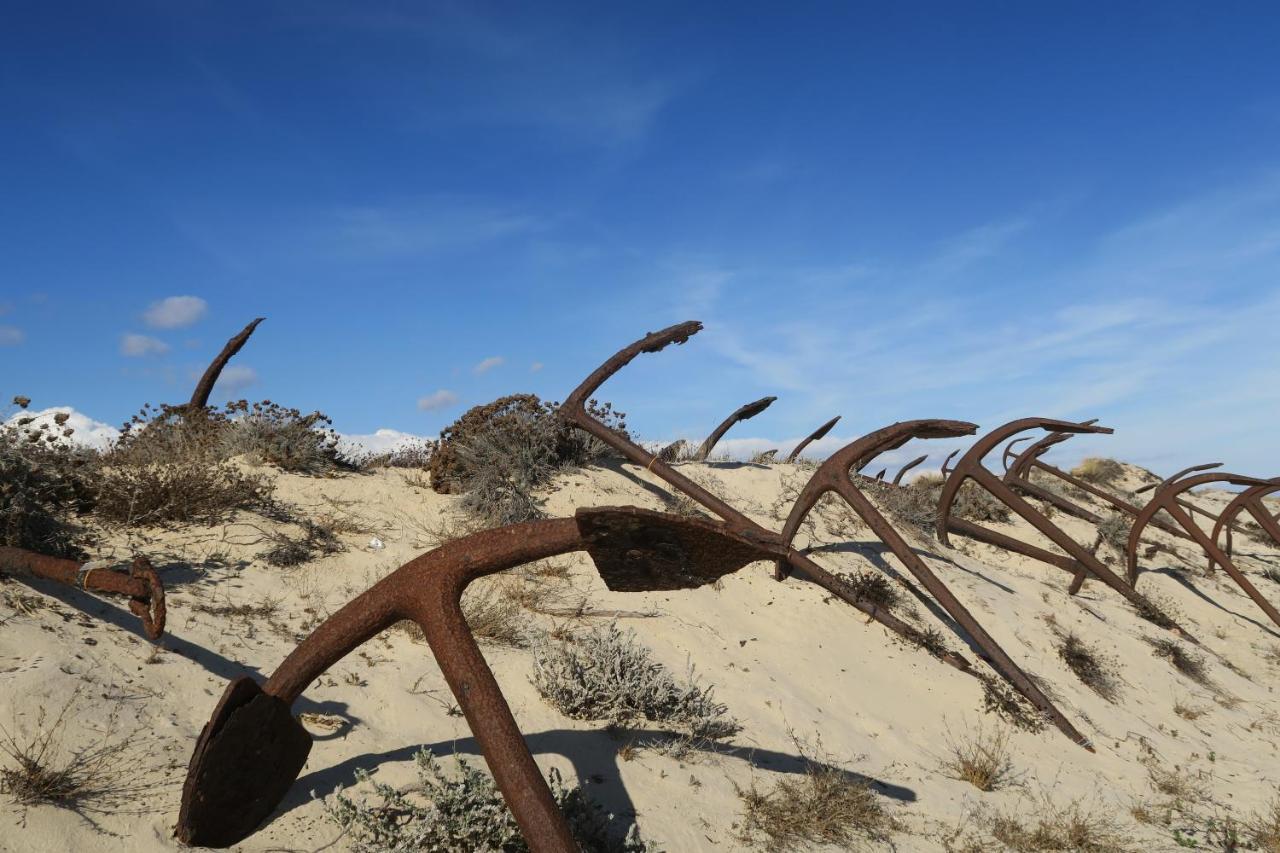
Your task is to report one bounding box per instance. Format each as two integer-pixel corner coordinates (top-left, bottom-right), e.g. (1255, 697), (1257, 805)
(323, 748), (655, 852)
(530, 624), (740, 740)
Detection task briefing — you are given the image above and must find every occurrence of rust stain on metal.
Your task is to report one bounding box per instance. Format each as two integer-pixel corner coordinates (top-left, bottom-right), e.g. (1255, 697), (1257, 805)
(773, 419), (1092, 750)
(0, 547), (165, 640)
(936, 418), (1196, 640)
(178, 509), (781, 851)
(1127, 469), (1280, 629)
(187, 318), (265, 411)
(785, 415), (841, 463)
(694, 395), (777, 461)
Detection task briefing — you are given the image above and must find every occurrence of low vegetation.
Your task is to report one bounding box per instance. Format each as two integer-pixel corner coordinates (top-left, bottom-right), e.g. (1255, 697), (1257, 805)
(324, 748), (654, 852)
(1072, 457), (1125, 487)
(872, 473), (1011, 538)
(1056, 631), (1121, 702)
(1147, 637), (1210, 685)
(531, 623), (739, 740)
(426, 394), (627, 525)
(0, 402), (96, 557)
(735, 738), (895, 851)
(941, 723), (1016, 791)
(0, 693), (133, 814)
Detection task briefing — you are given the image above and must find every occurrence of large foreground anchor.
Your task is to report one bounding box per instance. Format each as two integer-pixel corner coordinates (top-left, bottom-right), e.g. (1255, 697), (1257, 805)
(176, 507), (784, 852)
(1126, 467), (1280, 629)
(936, 418), (1196, 638)
(0, 546), (165, 641)
(773, 420), (1092, 750)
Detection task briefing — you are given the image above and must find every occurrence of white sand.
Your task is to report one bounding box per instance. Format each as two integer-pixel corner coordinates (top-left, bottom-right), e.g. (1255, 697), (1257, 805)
(2, 459), (1279, 851)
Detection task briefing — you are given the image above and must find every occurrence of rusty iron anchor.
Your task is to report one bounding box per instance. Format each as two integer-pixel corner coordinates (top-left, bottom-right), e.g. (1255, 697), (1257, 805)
(693, 396), (777, 461)
(176, 507), (785, 851)
(0, 546), (166, 640)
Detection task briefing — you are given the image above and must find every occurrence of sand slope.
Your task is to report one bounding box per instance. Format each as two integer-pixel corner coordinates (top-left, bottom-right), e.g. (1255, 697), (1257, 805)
(2, 458), (1279, 851)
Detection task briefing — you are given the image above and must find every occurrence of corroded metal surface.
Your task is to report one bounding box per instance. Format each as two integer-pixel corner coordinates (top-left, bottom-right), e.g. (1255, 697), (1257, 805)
(1211, 482), (1280, 569)
(559, 322), (974, 671)
(177, 508), (781, 851)
(935, 418), (1195, 638)
(773, 419), (1093, 750)
(694, 395), (777, 461)
(785, 415), (841, 463)
(1127, 470), (1280, 629)
(187, 317), (264, 411)
(0, 547), (166, 640)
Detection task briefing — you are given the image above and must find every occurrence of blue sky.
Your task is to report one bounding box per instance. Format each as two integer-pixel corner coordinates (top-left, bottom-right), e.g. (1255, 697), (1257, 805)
(3, 2), (1279, 474)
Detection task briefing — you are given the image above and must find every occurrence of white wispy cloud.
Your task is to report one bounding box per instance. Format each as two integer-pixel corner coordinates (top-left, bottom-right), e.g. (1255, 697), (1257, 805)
(120, 333), (170, 357)
(144, 295), (208, 329)
(473, 356), (505, 375)
(0, 325), (24, 346)
(418, 389), (460, 411)
(530, 361), (544, 372)
(213, 365), (258, 395)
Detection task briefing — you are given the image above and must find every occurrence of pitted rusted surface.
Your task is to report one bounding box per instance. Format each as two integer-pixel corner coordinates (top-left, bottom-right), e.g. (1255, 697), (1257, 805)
(785, 415), (841, 463)
(935, 418), (1196, 640)
(579, 506), (785, 591)
(178, 509), (781, 851)
(694, 395), (777, 461)
(0, 546), (166, 640)
(1127, 470), (1280, 629)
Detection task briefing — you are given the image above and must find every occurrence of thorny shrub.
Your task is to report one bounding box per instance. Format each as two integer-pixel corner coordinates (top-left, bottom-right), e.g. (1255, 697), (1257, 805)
(0, 399), (97, 557)
(323, 748), (655, 852)
(1056, 631), (1121, 702)
(531, 623), (739, 740)
(427, 395), (628, 526)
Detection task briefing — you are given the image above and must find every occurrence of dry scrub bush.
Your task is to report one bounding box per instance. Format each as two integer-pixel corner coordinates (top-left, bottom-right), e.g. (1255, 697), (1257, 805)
(1094, 513), (1130, 557)
(1249, 799), (1280, 852)
(531, 624), (739, 740)
(217, 400), (344, 474)
(749, 449), (779, 464)
(427, 395), (627, 526)
(985, 799), (1133, 852)
(977, 673), (1046, 733)
(323, 748), (654, 852)
(0, 403), (97, 557)
(1072, 458), (1125, 487)
(1147, 637), (1210, 685)
(735, 739), (895, 851)
(0, 692), (136, 814)
(259, 518), (345, 568)
(841, 571), (901, 612)
(1056, 632), (1121, 702)
(941, 723), (1016, 791)
(95, 404), (276, 526)
(871, 473), (1011, 538)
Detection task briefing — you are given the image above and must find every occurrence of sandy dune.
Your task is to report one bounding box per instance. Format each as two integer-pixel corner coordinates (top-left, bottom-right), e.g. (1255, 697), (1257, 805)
(3, 458), (1279, 851)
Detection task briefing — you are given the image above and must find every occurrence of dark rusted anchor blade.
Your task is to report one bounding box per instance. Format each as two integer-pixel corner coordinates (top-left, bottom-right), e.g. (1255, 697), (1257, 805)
(786, 415), (841, 463)
(176, 677), (312, 848)
(577, 506), (781, 592)
(694, 395), (777, 461)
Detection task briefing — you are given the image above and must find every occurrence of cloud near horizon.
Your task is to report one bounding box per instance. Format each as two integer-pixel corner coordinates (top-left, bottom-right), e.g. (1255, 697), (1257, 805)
(0, 325), (24, 346)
